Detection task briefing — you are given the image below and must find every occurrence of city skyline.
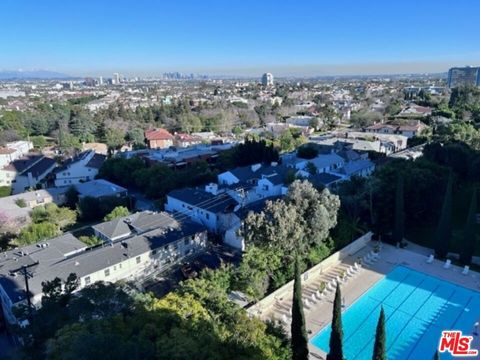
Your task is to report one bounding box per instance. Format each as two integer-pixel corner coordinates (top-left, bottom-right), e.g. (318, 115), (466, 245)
(1, 0), (480, 77)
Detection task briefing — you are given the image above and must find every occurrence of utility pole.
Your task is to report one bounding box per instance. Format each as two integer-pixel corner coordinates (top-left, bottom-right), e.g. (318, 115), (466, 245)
(14, 262), (39, 321)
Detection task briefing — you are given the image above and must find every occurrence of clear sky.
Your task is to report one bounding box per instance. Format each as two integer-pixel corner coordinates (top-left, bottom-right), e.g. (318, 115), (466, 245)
(1, 0), (479, 77)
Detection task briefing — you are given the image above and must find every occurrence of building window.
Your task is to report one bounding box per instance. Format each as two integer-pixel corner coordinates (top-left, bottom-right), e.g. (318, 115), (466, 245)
(104, 269), (110, 277)
(152, 249), (157, 255)
(84, 276), (91, 285)
(205, 213), (210, 220)
(184, 238), (190, 246)
(136, 256), (141, 264)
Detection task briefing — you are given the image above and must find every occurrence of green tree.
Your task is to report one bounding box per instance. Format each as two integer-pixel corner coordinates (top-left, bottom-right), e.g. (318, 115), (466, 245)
(78, 235), (102, 247)
(327, 282), (344, 360)
(392, 174), (404, 244)
(306, 162), (317, 176)
(64, 186), (79, 209)
(17, 222), (59, 245)
(459, 189), (477, 265)
(126, 128), (145, 146)
(103, 206), (130, 222)
(434, 172), (453, 258)
(291, 256), (309, 360)
(372, 307), (386, 360)
(105, 128), (125, 151)
(297, 144), (319, 159)
(279, 129), (295, 152)
(31, 135), (46, 148)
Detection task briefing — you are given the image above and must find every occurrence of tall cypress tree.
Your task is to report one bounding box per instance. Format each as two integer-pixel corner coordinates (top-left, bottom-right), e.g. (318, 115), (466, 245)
(372, 307), (387, 360)
(327, 282), (344, 360)
(433, 350), (440, 360)
(459, 189), (477, 265)
(434, 172), (453, 259)
(393, 174), (405, 244)
(291, 256), (309, 360)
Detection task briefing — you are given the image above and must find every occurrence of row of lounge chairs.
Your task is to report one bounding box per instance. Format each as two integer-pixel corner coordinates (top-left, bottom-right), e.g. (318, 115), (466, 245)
(426, 254), (470, 275)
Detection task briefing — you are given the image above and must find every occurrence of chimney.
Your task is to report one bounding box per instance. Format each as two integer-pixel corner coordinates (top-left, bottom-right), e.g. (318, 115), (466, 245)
(251, 163), (261, 172)
(205, 183), (218, 195)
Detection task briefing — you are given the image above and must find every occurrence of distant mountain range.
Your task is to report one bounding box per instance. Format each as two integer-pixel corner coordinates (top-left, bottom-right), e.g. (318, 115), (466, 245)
(0, 70), (73, 80)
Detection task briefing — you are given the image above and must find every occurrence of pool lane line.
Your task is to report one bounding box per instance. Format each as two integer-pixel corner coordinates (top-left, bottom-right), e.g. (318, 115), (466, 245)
(349, 272), (430, 359)
(404, 285), (472, 359)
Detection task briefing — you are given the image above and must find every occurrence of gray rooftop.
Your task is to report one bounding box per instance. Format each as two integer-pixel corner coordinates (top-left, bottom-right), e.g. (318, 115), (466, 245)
(0, 213), (205, 305)
(74, 179), (127, 198)
(92, 212), (180, 241)
(168, 188), (239, 214)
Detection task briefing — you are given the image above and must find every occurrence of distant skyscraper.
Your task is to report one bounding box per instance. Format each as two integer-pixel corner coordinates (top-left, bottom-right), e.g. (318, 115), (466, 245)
(99, 76), (103, 85)
(261, 73), (274, 86)
(84, 77), (96, 87)
(113, 72), (120, 84)
(447, 66), (480, 88)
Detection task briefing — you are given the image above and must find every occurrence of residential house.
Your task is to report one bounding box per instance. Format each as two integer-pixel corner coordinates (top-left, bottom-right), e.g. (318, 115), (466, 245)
(217, 163), (289, 205)
(0, 212), (207, 325)
(0, 141), (33, 168)
(0, 189), (65, 228)
(397, 122), (427, 138)
(366, 121), (427, 138)
(73, 179), (128, 200)
(294, 152), (345, 174)
(165, 187), (239, 233)
(81, 142), (108, 155)
(174, 133), (202, 148)
(365, 123), (398, 135)
(145, 128), (174, 149)
(54, 150), (106, 187)
(397, 105), (432, 118)
(0, 155), (57, 194)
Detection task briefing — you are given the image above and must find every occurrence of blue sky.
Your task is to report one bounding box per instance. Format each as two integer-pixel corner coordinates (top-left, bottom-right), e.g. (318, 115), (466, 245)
(1, 0), (479, 76)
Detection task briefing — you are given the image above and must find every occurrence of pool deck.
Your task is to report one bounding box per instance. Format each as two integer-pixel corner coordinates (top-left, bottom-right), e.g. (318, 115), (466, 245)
(261, 242), (480, 360)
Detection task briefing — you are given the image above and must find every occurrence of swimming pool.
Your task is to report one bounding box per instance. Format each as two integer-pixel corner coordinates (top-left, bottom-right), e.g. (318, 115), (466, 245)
(310, 266), (480, 359)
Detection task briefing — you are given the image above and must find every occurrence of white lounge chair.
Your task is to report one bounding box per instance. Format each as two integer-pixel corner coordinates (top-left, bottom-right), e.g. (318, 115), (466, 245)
(281, 313), (289, 325)
(354, 262), (360, 272)
(303, 299), (311, 309)
(426, 254), (434, 264)
(311, 293), (317, 303)
(462, 266), (470, 275)
(443, 259), (451, 269)
(347, 267), (355, 277)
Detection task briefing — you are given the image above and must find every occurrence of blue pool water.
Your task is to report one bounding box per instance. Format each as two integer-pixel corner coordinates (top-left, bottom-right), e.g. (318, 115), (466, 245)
(310, 266), (480, 359)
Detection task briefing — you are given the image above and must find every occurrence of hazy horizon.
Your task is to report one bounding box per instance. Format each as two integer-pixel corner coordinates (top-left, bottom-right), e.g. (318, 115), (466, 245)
(1, 0), (479, 78)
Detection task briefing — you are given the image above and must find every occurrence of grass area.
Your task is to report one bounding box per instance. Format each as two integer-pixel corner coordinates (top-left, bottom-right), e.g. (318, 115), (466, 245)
(0, 186), (11, 198)
(406, 182), (480, 256)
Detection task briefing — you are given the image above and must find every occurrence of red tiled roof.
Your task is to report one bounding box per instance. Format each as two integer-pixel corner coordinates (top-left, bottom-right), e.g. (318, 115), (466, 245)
(145, 128), (174, 141)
